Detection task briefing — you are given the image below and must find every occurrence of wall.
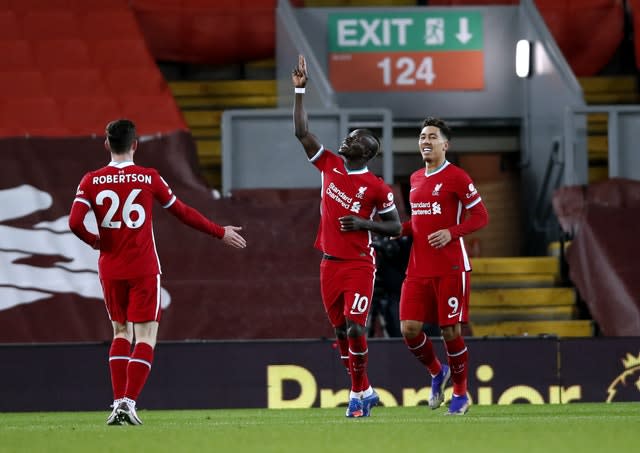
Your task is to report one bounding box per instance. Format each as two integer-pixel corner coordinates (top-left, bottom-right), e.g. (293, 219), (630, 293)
(2, 337), (639, 411)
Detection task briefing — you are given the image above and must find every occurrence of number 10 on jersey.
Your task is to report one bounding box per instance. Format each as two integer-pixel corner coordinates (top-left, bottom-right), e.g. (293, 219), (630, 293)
(329, 51), (484, 92)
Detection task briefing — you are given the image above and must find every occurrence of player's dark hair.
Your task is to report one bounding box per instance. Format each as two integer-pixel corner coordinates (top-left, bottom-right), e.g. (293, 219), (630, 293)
(359, 129), (381, 160)
(422, 117), (451, 141)
(106, 119), (137, 154)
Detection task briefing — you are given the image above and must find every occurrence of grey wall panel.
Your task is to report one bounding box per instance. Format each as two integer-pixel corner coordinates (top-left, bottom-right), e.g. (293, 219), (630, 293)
(617, 114), (640, 180)
(221, 109), (393, 194)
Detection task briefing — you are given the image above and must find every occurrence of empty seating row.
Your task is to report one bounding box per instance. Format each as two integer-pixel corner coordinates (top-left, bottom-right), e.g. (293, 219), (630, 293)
(0, 68), (170, 99)
(0, 10), (141, 40)
(429, 0), (624, 77)
(0, 0), (130, 11)
(0, 95), (186, 137)
(0, 39), (156, 70)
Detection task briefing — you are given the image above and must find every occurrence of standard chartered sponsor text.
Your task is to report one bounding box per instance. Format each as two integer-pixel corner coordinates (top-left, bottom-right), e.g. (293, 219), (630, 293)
(326, 182), (353, 209)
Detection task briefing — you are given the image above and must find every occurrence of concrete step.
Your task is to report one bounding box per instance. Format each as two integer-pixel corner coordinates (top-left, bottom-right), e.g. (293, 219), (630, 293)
(471, 319), (594, 337)
(471, 257), (559, 275)
(471, 287), (575, 307)
(470, 305), (576, 323)
(169, 80), (276, 97)
(579, 76), (637, 105)
(195, 139), (221, 166)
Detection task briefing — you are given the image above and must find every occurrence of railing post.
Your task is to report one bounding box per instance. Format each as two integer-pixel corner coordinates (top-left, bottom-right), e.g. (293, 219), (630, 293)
(608, 110), (619, 178)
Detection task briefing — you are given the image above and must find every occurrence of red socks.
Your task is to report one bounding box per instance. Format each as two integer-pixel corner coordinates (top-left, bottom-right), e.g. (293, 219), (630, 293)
(109, 338), (131, 400)
(348, 335), (369, 392)
(445, 336), (469, 396)
(336, 337), (350, 373)
(124, 342), (154, 402)
(404, 331), (442, 376)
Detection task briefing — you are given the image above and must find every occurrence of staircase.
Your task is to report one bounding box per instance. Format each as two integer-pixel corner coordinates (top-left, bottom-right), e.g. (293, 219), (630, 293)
(469, 257), (594, 337)
(578, 76), (638, 184)
(168, 61), (278, 189)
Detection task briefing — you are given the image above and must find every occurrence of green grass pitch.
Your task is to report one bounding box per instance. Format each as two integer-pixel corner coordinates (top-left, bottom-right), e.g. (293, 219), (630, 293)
(1, 403), (637, 453)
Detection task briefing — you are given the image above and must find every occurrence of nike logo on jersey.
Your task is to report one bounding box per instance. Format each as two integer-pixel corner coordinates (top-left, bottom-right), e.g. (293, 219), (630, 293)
(333, 168), (344, 175)
(410, 187), (417, 192)
(447, 312), (460, 319)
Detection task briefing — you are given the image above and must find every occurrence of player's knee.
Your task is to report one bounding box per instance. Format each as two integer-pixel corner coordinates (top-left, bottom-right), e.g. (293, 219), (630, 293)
(112, 321), (132, 341)
(400, 320), (422, 339)
(441, 324), (461, 341)
(334, 324), (347, 339)
(346, 321), (366, 338)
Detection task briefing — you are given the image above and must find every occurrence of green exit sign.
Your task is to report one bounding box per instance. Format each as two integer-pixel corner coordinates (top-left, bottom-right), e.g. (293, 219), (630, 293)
(328, 11), (483, 52)
(328, 11), (485, 92)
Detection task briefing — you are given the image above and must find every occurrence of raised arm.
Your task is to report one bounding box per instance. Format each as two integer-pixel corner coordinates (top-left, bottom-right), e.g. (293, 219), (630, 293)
(292, 54), (322, 159)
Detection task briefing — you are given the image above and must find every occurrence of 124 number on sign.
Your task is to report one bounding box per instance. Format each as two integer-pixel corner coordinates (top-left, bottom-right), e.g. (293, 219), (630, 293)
(376, 56), (435, 87)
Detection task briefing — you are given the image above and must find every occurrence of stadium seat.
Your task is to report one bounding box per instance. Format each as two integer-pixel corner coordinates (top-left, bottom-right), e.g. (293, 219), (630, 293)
(22, 11), (81, 40)
(34, 39), (91, 69)
(0, 71), (47, 98)
(0, 97), (66, 137)
(119, 95), (188, 135)
(45, 69), (109, 98)
(9, 0), (130, 12)
(628, 0), (640, 70)
(535, 0), (623, 76)
(81, 11), (144, 40)
(61, 96), (122, 136)
(104, 67), (170, 96)
(91, 40), (156, 68)
(8, 0), (77, 12)
(73, 0), (131, 11)
(0, 40), (34, 71)
(0, 11), (21, 40)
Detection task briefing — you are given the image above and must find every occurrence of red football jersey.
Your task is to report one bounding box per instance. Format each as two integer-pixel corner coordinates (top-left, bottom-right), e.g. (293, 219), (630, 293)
(406, 161), (483, 277)
(73, 161), (175, 279)
(310, 147), (396, 263)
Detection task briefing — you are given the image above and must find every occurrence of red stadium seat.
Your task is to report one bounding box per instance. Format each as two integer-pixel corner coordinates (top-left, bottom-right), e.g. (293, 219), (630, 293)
(61, 96), (123, 136)
(9, 0), (130, 12)
(8, 0), (78, 13)
(0, 97), (66, 137)
(22, 11), (82, 40)
(0, 11), (21, 40)
(625, 0), (640, 71)
(104, 68), (169, 96)
(82, 11), (144, 40)
(0, 40), (35, 71)
(46, 69), (109, 98)
(34, 39), (91, 69)
(91, 40), (156, 68)
(119, 95), (187, 135)
(0, 71), (47, 98)
(73, 0), (131, 11)
(535, 0), (623, 76)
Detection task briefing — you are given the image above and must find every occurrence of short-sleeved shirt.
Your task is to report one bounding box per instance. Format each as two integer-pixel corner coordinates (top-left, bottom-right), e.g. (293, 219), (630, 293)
(310, 147), (396, 264)
(73, 161), (176, 280)
(406, 160), (482, 277)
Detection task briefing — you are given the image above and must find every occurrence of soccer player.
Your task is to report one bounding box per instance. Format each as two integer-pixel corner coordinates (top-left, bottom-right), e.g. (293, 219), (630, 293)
(399, 117), (488, 415)
(68, 119), (246, 425)
(292, 55), (402, 418)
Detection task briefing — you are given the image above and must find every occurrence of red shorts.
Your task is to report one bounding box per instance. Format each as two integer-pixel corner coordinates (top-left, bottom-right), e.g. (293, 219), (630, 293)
(100, 274), (162, 324)
(399, 272), (470, 327)
(320, 258), (376, 328)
